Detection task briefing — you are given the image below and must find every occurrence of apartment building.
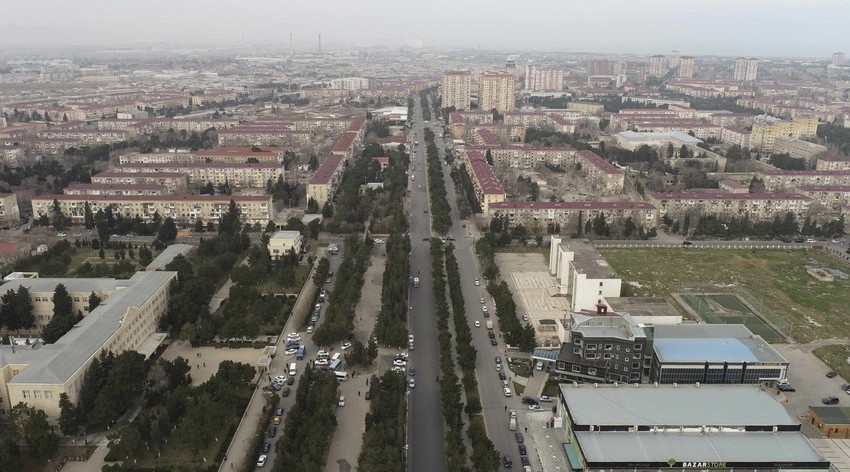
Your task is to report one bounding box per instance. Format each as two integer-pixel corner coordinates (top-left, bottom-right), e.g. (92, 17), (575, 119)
(0, 271), (176, 421)
(833, 52), (846, 66)
(135, 117), (240, 134)
(0, 145), (24, 167)
(525, 66), (564, 91)
(306, 155), (345, 208)
(750, 116), (818, 153)
(648, 55), (666, 76)
(761, 169), (850, 191)
(193, 147), (284, 164)
(0, 193), (20, 225)
(650, 191), (811, 221)
(734, 57), (759, 81)
(678, 56), (695, 78)
(576, 150), (625, 194)
(217, 127), (312, 147)
(471, 146), (577, 169)
(489, 201), (656, 234)
(31, 194), (273, 225)
(330, 77), (370, 91)
(441, 71), (472, 110)
(479, 71), (517, 112)
(91, 171), (188, 194)
(721, 127), (751, 148)
(567, 101), (605, 114)
(462, 151), (506, 216)
(587, 59), (614, 76)
(797, 186), (850, 211)
(773, 137), (827, 160)
(549, 237), (623, 311)
(64, 183), (167, 196)
(816, 155), (850, 171)
(35, 129), (132, 145)
(117, 152), (190, 165)
(113, 162), (282, 188)
(6, 138), (80, 156)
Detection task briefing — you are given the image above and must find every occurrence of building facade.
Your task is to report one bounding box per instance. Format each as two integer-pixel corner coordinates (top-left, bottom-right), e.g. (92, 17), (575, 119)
(479, 72), (517, 113)
(0, 193), (20, 225)
(734, 57), (759, 81)
(441, 71), (471, 111)
(678, 56), (695, 78)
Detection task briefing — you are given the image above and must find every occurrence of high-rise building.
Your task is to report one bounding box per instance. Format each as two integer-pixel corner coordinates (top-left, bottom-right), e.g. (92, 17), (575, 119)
(588, 59), (613, 76)
(441, 70), (471, 110)
(677, 56), (695, 78)
(648, 55), (666, 76)
(733, 57), (759, 81)
(525, 65), (564, 91)
(667, 50), (680, 69)
(833, 52), (846, 66)
(479, 71), (516, 112)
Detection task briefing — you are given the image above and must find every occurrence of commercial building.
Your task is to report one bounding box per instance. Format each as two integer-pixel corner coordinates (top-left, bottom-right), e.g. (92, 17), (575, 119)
(807, 407), (850, 438)
(0, 193), (20, 225)
(441, 71), (471, 111)
(650, 324), (788, 384)
(678, 56), (695, 78)
(615, 130), (703, 154)
(267, 230), (305, 260)
(650, 191), (811, 222)
(549, 237), (622, 311)
(773, 137), (827, 160)
(31, 194), (273, 225)
(0, 271), (177, 421)
(555, 305), (646, 383)
(734, 57), (759, 81)
(558, 384), (829, 471)
(479, 71), (516, 112)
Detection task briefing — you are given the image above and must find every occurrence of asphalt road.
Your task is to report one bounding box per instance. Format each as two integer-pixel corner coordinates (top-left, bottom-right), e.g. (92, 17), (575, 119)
(407, 100), (447, 472)
(425, 97), (542, 470)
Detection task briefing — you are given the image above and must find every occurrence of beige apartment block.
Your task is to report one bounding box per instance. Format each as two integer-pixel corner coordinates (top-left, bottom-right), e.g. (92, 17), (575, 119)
(0, 193), (20, 225)
(479, 71), (517, 112)
(441, 71), (472, 110)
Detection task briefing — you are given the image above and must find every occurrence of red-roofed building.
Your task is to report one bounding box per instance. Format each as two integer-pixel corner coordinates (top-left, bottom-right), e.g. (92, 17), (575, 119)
(463, 150), (506, 216)
(650, 191), (810, 221)
(91, 171), (188, 194)
(797, 185), (850, 211)
(114, 162), (282, 188)
(815, 155), (850, 171)
(576, 151), (625, 195)
(489, 200), (656, 231)
(760, 169), (850, 191)
(193, 147), (284, 164)
(307, 155), (346, 207)
(332, 132), (360, 158)
(64, 183), (168, 196)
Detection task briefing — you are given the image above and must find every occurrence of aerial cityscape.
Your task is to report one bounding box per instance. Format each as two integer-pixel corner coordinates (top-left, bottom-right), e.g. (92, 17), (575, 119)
(1, 2), (850, 472)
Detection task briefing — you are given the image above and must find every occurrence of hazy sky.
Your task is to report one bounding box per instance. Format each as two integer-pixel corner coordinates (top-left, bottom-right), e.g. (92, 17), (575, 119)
(0, 0), (846, 57)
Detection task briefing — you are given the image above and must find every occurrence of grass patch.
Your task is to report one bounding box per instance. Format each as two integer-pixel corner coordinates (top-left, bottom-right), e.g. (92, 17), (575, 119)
(541, 381), (560, 397)
(512, 381), (525, 396)
(813, 345), (850, 381)
(600, 248), (850, 343)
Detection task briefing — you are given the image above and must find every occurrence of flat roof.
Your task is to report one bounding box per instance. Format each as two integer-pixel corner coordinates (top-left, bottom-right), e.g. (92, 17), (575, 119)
(654, 338), (758, 363)
(560, 384), (798, 427)
(653, 324), (788, 364)
(811, 407), (850, 425)
(270, 230), (302, 241)
(559, 239), (617, 279)
(575, 431), (827, 466)
(604, 297), (682, 318)
(145, 244), (193, 271)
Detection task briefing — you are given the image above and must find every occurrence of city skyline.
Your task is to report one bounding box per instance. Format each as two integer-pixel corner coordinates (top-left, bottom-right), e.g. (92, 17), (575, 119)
(0, 0), (847, 58)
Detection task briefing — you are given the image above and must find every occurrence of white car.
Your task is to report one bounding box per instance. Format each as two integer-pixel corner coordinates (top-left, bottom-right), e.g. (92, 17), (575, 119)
(341, 342), (352, 350)
(285, 347), (298, 355)
(409, 378), (416, 388)
(287, 332), (300, 340)
(408, 334), (415, 342)
(503, 387), (512, 397)
(306, 325), (314, 334)
(474, 279), (480, 287)
(392, 366), (406, 373)
(315, 358), (329, 366)
(393, 359), (408, 367)
(257, 454), (267, 467)
(538, 396), (553, 402)
(338, 395), (345, 407)
(474, 320), (480, 327)
(317, 350), (330, 358)
(274, 375), (287, 383)
(482, 306), (488, 313)
(496, 363), (502, 371)
(480, 298), (485, 304)
(509, 409), (517, 419)
(528, 404), (543, 411)
(374, 238), (385, 245)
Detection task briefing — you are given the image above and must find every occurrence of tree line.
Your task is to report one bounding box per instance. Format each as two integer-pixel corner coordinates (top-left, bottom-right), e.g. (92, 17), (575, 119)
(273, 368), (339, 472)
(664, 212), (845, 239)
(424, 127), (452, 234)
(375, 234), (411, 348)
(312, 235), (371, 346)
(429, 238), (471, 472)
(357, 371), (408, 471)
(444, 246), (500, 471)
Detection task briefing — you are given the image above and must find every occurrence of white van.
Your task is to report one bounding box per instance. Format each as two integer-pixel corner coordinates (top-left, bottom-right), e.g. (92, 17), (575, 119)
(334, 371), (349, 382)
(288, 363), (297, 376)
(331, 352), (342, 362)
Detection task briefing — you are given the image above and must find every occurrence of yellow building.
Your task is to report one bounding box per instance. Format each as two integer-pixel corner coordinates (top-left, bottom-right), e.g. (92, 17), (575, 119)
(0, 271), (176, 421)
(441, 71), (471, 111)
(479, 71), (517, 113)
(31, 194), (273, 225)
(750, 116), (818, 153)
(0, 193), (20, 224)
(463, 150), (506, 217)
(267, 231), (305, 260)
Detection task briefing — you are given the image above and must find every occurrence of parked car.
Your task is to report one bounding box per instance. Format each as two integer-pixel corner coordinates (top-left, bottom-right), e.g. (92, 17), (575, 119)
(503, 387), (512, 397)
(281, 387), (291, 397)
(257, 454), (268, 467)
(518, 444), (527, 456)
(823, 396), (840, 405)
(409, 378), (416, 388)
(338, 395), (345, 407)
(827, 371), (839, 378)
(502, 455), (513, 468)
(522, 396), (538, 406)
(474, 320), (480, 327)
(538, 396), (553, 402)
(262, 442), (271, 453)
(273, 415), (281, 425)
(268, 426), (277, 438)
(490, 338), (498, 346)
(515, 432), (524, 444)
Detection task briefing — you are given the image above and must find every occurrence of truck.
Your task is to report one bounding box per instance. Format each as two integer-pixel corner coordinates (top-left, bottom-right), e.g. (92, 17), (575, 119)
(486, 320), (493, 330)
(413, 277), (420, 287)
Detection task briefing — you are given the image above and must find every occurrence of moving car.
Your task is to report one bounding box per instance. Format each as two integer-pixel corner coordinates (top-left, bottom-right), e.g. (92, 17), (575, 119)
(409, 378), (416, 388)
(474, 320), (480, 327)
(338, 395), (345, 407)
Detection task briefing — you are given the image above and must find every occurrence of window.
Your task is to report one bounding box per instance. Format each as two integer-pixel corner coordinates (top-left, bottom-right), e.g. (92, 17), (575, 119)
(574, 338), (582, 346)
(573, 347), (581, 354)
(44, 391), (53, 400)
(634, 344), (642, 350)
(588, 368), (597, 376)
(33, 391), (42, 399)
(604, 344), (613, 350)
(571, 365), (581, 373)
(22, 390), (30, 399)
(632, 363), (640, 369)
(586, 344), (596, 351)
(625, 348), (630, 353)
(599, 282), (603, 287)
(603, 353), (612, 359)
(598, 291), (602, 296)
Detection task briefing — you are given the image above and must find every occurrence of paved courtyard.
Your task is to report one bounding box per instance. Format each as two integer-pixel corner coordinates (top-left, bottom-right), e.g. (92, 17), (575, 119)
(496, 253), (570, 344)
(161, 341), (267, 385)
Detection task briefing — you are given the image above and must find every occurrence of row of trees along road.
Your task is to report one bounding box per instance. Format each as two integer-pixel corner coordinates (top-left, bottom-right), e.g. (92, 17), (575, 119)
(429, 238), (471, 472)
(312, 234), (371, 346)
(423, 126), (452, 234)
(444, 245), (500, 470)
(357, 371), (408, 471)
(374, 233), (412, 348)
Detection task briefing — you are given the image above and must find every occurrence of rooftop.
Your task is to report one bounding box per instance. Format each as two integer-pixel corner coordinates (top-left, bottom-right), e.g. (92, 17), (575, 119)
(560, 384), (799, 427)
(653, 324), (788, 364)
(35, 194), (272, 203)
(560, 239), (618, 279)
(145, 244), (193, 271)
(572, 310), (644, 341)
(308, 155), (344, 185)
(270, 230), (303, 241)
(652, 191), (810, 201)
(811, 407), (850, 425)
(604, 297), (682, 319)
(490, 200), (654, 211)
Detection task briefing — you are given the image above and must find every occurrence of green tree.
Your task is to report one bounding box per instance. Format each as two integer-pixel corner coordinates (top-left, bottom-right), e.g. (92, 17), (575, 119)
(9, 403), (59, 459)
(42, 284), (79, 344)
(84, 201), (95, 229)
(58, 392), (78, 435)
(157, 217), (178, 244)
(88, 291), (102, 311)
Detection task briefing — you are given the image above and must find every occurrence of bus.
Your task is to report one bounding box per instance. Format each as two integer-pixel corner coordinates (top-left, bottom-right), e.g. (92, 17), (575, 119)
(296, 345), (306, 360)
(328, 358), (342, 372)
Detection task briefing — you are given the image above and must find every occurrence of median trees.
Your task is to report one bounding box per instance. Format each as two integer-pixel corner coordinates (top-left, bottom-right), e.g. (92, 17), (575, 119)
(375, 234), (411, 347)
(357, 371), (407, 471)
(312, 235), (370, 346)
